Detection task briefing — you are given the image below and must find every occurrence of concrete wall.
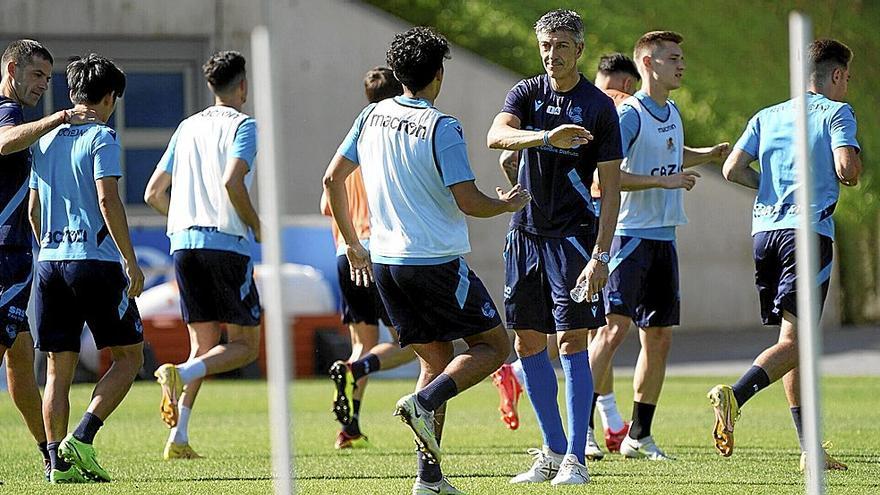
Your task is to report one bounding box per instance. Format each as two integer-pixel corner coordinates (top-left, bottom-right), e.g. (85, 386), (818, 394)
(0, 0), (837, 330)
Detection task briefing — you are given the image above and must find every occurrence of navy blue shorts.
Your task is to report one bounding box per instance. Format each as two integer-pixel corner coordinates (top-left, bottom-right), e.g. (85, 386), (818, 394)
(34, 260), (143, 353)
(373, 258), (502, 347)
(337, 254), (391, 326)
(504, 228), (604, 333)
(0, 249), (32, 348)
(604, 236), (680, 328)
(173, 249), (262, 326)
(754, 229), (833, 326)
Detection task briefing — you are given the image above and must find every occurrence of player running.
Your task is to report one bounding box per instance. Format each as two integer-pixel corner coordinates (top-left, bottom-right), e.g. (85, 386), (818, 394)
(710, 38), (860, 471)
(588, 31), (729, 461)
(29, 54), (145, 483)
(324, 27), (529, 495)
(321, 66), (416, 449)
(0, 38), (97, 481)
(144, 51), (263, 460)
(487, 9), (623, 485)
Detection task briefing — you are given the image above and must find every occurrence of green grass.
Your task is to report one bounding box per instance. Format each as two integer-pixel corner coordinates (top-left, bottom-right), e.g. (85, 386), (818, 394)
(0, 376), (877, 494)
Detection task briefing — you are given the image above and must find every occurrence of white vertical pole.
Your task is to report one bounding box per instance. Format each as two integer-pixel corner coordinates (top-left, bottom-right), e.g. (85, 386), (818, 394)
(789, 12), (824, 495)
(252, 24), (295, 495)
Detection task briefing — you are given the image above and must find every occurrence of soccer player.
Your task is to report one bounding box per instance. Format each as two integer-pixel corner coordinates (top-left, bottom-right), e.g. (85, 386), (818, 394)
(588, 31), (729, 461)
(321, 66), (416, 449)
(710, 38), (860, 471)
(585, 52), (641, 460)
(29, 53), (145, 483)
(0, 39), (97, 481)
(595, 52), (640, 106)
(486, 9), (623, 485)
(144, 51), (263, 460)
(324, 27), (529, 495)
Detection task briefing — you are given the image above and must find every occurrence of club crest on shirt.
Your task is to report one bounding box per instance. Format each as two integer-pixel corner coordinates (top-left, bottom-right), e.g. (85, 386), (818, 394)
(567, 106), (583, 124)
(667, 137), (675, 150)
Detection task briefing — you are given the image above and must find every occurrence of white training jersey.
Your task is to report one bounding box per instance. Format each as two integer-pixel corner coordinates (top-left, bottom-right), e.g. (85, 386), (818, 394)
(353, 97), (472, 262)
(166, 105), (252, 238)
(617, 95), (687, 231)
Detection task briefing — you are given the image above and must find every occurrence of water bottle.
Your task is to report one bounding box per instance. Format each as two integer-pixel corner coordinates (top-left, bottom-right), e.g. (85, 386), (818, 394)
(570, 280), (589, 303)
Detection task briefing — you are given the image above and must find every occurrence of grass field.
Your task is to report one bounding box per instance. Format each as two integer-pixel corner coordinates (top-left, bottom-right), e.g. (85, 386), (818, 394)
(0, 376), (877, 494)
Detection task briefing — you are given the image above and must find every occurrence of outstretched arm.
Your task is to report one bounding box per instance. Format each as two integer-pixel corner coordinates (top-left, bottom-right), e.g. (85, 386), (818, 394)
(487, 112), (592, 151)
(683, 142), (730, 168)
(619, 169), (700, 191)
(0, 108), (98, 156)
(450, 181), (530, 218)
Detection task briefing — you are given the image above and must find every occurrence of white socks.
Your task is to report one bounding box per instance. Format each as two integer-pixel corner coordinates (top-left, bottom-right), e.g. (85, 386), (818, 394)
(169, 405), (192, 444)
(511, 359), (526, 385)
(177, 360), (207, 385)
(597, 393), (625, 432)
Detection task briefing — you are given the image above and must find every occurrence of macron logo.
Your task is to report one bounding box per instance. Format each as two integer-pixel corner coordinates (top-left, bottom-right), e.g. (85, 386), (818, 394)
(534, 99), (544, 112)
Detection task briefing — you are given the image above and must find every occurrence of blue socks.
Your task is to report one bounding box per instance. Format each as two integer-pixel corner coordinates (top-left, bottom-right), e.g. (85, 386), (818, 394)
(73, 412), (104, 444)
(351, 354), (381, 380)
(732, 365), (770, 407)
(791, 406), (805, 450)
(561, 351), (592, 464)
(416, 373), (458, 412)
(47, 441), (70, 471)
(520, 350), (566, 455)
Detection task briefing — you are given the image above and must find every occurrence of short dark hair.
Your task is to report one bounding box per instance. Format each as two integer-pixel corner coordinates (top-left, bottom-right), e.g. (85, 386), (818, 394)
(634, 31), (684, 61)
(364, 67), (403, 103)
(598, 53), (640, 81)
(66, 54), (126, 105)
(203, 51), (246, 93)
(534, 9), (584, 44)
(810, 38), (852, 84)
(386, 27), (450, 93)
(1, 39), (53, 76)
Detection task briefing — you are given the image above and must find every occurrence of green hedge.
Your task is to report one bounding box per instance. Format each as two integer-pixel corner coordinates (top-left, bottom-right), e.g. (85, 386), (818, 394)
(365, 0), (880, 322)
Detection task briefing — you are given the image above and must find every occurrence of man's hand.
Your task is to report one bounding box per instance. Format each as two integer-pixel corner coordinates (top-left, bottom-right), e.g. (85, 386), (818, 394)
(495, 184), (532, 212)
(253, 225), (262, 244)
(66, 108), (100, 125)
(346, 242), (373, 287)
(710, 142), (731, 162)
(548, 124), (593, 149)
(576, 258), (608, 302)
(660, 170), (701, 191)
(125, 259), (145, 298)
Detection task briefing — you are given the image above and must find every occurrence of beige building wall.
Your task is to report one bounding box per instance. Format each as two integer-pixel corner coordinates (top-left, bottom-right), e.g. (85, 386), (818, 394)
(1, 0), (837, 330)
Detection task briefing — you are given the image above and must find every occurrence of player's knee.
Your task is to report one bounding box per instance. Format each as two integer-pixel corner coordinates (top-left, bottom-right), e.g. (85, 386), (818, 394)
(487, 328), (512, 367)
(598, 324), (627, 349)
(514, 335), (545, 358)
(113, 344), (144, 373)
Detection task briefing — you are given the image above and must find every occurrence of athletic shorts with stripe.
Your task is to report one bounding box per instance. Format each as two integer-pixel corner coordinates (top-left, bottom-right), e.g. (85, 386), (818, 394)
(373, 257), (501, 347)
(504, 228), (605, 333)
(604, 235), (680, 328)
(0, 249), (32, 348)
(754, 229), (833, 326)
(174, 249), (262, 326)
(34, 260), (143, 352)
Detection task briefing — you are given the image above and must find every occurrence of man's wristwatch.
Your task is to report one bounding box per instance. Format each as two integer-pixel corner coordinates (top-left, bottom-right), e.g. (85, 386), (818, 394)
(592, 251), (610, 264)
